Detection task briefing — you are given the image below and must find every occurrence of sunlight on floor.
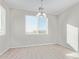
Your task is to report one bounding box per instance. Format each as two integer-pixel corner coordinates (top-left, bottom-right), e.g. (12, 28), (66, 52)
(66, 52), (79, 57)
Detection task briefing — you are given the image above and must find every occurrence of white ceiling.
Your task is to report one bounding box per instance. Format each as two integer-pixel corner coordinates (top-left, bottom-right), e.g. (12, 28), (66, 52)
(4, 0), (79, 15)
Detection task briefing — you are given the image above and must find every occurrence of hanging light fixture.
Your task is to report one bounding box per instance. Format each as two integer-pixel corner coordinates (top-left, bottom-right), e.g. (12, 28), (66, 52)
(36, 0), (48, 34)
(37, 0), (48, 18)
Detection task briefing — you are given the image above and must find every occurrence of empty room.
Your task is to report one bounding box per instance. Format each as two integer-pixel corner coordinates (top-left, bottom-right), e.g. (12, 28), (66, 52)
(0, 0), (79, 59)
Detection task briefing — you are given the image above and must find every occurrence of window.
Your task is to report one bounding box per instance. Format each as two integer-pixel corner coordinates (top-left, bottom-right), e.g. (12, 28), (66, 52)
(67, 24), (78, 51)
(25, 16), (48, 34)
(0, 5), (6, 35)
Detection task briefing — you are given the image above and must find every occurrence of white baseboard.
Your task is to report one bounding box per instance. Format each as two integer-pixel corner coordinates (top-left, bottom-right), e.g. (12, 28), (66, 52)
(0, 48), (9, 55)
(10, 43), (56, 48)
(0, 43), (57, 55)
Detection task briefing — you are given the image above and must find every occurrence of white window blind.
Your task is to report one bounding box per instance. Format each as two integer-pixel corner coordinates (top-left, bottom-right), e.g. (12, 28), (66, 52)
(0, 5), (6, 35)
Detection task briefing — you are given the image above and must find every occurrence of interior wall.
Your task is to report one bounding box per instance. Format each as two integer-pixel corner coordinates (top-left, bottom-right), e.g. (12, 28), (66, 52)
(0, 0), (11, 55)
(0, 0), (58, 54)
(1, 0), (79, 54)
(58, 3), (79, 52)
(9, 9), (58, 48)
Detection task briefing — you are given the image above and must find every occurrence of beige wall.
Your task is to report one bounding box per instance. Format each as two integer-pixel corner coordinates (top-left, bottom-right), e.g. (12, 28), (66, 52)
(0, 2), (59, 54)
(0, 0), (79, 55)
(58, 3), (79, 52)
(9, 9), (58, 48)
(0, 0), (11, 55)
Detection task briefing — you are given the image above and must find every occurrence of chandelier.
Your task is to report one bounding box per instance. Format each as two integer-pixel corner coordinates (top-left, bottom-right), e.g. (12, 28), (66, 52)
(36, 0), (48, 34)
(37, 0), (47, 18)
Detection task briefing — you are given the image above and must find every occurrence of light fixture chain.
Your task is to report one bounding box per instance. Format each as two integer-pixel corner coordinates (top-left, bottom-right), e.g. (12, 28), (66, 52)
(41, 0), (43, 8)
(39, 0), (44, 13)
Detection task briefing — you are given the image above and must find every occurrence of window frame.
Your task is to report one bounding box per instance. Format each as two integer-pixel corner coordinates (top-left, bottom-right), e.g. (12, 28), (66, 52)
(25, 15), (48, 35)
